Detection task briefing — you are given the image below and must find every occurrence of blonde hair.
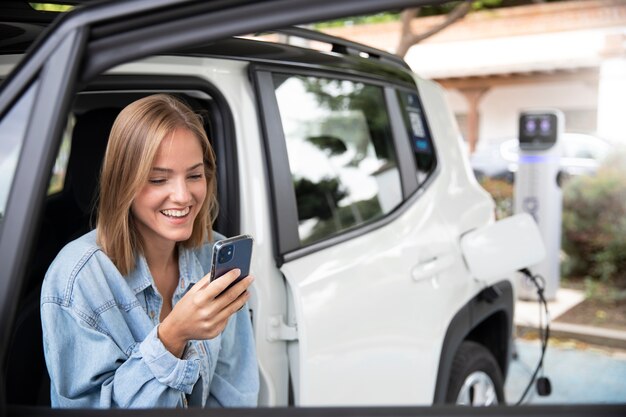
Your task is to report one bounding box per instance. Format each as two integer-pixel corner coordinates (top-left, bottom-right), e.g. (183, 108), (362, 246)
(96, 94), (218, 275)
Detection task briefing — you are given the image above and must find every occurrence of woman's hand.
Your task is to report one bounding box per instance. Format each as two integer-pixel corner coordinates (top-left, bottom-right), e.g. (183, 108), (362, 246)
(158, 269), (253, 357)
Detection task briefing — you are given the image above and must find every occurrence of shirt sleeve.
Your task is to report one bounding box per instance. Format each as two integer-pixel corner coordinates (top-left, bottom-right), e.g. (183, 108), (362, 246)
(206, 304), (260, 407)
(41, 302), (200, 408)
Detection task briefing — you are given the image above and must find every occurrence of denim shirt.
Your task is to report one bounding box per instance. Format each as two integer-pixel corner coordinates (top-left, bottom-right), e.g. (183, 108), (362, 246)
(40, 230), (259, 408)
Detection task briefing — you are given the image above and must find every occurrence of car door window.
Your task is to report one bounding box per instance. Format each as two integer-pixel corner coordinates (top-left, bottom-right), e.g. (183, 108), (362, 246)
(0, 83), (38, 224)
(272, 74), (402, 245)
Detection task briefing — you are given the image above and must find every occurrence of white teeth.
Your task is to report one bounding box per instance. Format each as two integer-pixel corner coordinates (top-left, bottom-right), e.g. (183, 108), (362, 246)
(161, 207), (190, 218)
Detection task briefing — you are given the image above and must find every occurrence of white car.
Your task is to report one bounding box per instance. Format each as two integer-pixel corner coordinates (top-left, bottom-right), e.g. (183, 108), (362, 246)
(0, 0), (544, 412)
(471, 133), (612, 183)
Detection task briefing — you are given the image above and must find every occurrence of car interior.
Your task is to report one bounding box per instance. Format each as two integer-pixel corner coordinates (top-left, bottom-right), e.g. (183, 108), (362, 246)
(3, 88), (227, 407)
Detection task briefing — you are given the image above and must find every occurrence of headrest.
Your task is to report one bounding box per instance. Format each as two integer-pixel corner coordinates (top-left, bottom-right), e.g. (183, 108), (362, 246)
(67, 107), (120, 215)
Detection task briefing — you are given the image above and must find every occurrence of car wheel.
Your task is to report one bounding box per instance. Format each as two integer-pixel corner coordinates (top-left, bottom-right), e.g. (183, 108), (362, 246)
(446, 341), (504, 406)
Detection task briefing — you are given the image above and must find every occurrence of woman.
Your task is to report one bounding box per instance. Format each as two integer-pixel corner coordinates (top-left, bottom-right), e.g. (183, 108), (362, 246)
(41, 94), (259, 408)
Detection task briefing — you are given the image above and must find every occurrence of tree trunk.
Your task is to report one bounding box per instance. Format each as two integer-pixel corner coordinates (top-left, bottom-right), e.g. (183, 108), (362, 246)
(396, 0), (473, 58)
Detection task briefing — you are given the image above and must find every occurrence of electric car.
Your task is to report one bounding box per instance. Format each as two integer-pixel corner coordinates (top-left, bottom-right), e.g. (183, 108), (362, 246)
(0, 0), (544, 412)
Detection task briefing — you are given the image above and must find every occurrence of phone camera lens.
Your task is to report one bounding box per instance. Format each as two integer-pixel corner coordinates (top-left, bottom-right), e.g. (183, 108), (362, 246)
(219, 244), (234, 263)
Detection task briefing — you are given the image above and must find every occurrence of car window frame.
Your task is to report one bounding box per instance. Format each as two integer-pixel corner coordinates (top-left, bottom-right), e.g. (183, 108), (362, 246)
(251, 63), (435, 264)
(0, 30), (87, 403)
(273, 72), (410, 247)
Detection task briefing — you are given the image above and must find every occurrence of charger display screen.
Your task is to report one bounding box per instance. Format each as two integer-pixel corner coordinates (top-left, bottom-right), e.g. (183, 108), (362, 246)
(519, 113), (558, 151)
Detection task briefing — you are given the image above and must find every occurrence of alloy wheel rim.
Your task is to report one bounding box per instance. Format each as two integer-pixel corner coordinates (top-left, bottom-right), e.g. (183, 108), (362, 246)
(456, 371), (498, 406)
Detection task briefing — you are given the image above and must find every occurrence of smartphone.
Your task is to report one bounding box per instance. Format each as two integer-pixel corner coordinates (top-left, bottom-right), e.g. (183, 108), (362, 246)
(209, 234), (254, 291)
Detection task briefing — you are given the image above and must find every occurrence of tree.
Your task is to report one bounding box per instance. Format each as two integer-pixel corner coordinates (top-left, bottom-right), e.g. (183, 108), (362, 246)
(396, 0), (474, 57)
(293, 177), (347, 227)
(395, 1), (566, 57)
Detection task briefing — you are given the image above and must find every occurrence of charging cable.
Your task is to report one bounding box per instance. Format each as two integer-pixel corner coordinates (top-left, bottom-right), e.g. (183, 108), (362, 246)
(515, 268), (552, 405)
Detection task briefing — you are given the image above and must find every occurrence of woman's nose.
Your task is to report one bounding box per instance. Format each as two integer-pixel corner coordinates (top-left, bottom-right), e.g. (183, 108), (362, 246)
(171, 178), (192, 203)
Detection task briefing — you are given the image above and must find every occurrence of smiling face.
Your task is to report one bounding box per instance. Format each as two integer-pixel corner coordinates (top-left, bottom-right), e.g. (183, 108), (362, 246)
(131, 127), (207, 252)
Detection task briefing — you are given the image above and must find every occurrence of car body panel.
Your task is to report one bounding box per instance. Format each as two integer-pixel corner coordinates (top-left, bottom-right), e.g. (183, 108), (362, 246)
(281, 187), (457, 405)
(414, 76), (495, 237)
(280, 76), (496, 406)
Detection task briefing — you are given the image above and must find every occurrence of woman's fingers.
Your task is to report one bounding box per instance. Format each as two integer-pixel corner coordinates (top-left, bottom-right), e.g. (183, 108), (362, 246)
(209, 287), (251, 325)
(192, 271), (213, 291)
(211, 268), (242, 293)
(170, 271), (254, 341)
(198, 288), (251, 339)
(194, 271), (253, 307)
(221, 274), (254, 301)
(192, 268), (240, 301)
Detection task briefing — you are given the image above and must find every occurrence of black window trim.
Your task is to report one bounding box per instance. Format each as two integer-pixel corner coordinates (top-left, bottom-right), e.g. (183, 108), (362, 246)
(395, 84), (440, 188)
(385, 86), (418, 197)
(250, 63), (440, 265)
(252, 69), (301, 264)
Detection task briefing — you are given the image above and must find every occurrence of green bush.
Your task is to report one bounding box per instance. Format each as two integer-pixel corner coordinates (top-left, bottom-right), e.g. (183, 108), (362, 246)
(561, 151), (626, 288)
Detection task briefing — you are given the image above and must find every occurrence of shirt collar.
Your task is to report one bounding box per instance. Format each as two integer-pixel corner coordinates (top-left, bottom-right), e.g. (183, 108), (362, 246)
(126, 246), (203, 295)
(126, 254), (153, 295)
(180, 246), (204, 286)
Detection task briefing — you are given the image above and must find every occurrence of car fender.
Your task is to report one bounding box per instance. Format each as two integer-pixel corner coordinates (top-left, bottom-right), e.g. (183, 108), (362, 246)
(432, 280), (514, 404)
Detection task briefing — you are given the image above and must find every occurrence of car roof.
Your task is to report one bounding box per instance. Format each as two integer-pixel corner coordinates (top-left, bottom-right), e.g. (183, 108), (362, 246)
(0, 2), (416, 87)
(176, 38), (415, 86)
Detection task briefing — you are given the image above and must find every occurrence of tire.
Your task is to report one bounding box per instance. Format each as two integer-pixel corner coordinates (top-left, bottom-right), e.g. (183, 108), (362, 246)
(445, 341), (505, 406)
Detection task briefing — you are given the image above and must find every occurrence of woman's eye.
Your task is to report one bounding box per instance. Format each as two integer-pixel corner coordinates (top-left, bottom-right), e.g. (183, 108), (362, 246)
(149, 178), (166, 185)
(188, 174), (204, 180)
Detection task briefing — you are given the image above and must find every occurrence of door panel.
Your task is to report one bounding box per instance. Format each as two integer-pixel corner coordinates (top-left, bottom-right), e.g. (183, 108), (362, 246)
(281, 187), (463, 405)
(268, 70), (468, 406)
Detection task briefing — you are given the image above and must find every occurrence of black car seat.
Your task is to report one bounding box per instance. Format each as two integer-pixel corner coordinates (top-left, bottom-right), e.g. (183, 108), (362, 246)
(4, 107), (119, 406)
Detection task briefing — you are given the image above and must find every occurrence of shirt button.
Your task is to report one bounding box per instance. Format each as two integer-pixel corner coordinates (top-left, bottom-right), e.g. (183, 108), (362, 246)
(150, 311), (156, 319)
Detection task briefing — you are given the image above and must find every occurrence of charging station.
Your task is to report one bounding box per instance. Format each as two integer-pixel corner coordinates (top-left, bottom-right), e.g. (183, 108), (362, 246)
(514, 110), (564, 301)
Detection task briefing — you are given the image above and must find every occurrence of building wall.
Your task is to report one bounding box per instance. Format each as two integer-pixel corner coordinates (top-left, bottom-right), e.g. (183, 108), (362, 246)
(447, 81), (599, 148)
(320, 0), (625, 148)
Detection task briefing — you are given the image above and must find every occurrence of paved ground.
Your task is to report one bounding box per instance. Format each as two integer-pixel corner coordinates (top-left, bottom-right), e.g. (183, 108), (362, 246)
(515, 287), (585, 329)
(508, 286), (626, 404)
(515, 286), (626, 349)
(505, 338), (626, 404)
